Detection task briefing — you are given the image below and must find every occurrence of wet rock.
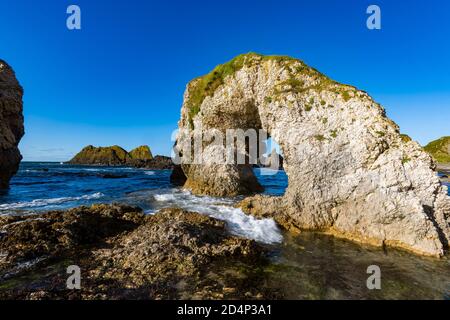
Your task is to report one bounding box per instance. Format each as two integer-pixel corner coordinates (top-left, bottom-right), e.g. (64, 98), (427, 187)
(89, 208), (264, 290)
(0, 60), (24, 189)
(0, 205), (268, 300)
(170, 165), (187, 186)
(0, 204), (145, 274)
(131, 155), (174, 170)
(98, 173), (128, 179)
(173, 53), (450, 257)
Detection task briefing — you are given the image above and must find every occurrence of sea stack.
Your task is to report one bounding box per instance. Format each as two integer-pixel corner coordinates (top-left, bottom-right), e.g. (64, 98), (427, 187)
(0, 60), (24, 189)
(129, 145), (153, 161)
(68, 145), (156, 166)
(68, 145), (131, 166)
(172, 53), (450, 257)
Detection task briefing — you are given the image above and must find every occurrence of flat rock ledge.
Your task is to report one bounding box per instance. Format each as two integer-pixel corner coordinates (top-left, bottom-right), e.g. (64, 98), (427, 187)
(0, 204), (269, 300)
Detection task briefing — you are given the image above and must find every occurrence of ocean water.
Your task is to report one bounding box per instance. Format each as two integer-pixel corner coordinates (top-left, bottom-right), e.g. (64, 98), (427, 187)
(0, 162), (287, 244)
(1, 162), (449, 299)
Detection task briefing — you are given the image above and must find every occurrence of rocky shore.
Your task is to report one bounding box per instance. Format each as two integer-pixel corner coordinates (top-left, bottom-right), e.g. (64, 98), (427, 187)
(0, 204), (270, 299)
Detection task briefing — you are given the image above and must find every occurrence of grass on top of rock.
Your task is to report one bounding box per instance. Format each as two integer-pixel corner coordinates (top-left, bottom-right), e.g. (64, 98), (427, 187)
(185, 53), (330, 126)
(186, 53), (299, 127)
(185, 52), (360, 127)
(400, 134), (412, 143)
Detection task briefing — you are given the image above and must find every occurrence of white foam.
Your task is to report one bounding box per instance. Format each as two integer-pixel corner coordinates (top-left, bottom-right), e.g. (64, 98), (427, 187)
(154, 193), (176, 201)
(150, 189), (282, 244)
(144, 171), (155, 176)
(0, 192), (104, 210)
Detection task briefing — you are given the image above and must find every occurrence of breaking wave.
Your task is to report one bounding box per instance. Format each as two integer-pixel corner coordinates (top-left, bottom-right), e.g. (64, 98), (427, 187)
(0, 192), (104, 210)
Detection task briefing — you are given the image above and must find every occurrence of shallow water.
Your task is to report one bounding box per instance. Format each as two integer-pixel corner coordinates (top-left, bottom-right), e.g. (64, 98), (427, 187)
(1, 162), (449, 299)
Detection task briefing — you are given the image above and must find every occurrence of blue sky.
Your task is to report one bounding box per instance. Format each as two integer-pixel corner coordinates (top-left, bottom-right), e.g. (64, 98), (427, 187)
(1, 0), (449, 161)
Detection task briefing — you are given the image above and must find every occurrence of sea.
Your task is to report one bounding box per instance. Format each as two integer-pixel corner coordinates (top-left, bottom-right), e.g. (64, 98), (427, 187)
(0, 162), (449, 299)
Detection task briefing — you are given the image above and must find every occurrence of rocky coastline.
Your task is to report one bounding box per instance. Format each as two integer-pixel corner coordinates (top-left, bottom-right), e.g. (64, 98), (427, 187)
(0, 204), (270, 299)
(0, 55), (449, 300)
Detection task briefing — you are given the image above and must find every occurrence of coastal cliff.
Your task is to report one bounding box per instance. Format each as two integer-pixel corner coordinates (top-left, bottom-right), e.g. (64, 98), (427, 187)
(0, 60), (24, 189)
(424, 136), (450, 164)
(172, 53), (450, 257)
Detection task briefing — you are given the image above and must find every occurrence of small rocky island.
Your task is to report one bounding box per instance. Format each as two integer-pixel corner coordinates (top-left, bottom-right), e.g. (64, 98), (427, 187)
(68, 145), (174, 169)
(68, 145), (152, 166)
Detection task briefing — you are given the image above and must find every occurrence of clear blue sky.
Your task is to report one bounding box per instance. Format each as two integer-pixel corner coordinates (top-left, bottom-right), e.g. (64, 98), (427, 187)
(1, 0), (449, 161)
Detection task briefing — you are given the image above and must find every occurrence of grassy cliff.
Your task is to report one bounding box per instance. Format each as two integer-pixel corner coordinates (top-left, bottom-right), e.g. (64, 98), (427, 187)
(424, 136), (450, 163)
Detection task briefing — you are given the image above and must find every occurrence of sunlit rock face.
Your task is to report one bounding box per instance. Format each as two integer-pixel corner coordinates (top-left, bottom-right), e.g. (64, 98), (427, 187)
(0, 60), (24, 189)
(173, 53), (450, 257)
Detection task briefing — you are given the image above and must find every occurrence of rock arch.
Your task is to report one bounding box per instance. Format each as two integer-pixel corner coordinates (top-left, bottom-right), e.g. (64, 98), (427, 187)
(172, 53), (450, 256)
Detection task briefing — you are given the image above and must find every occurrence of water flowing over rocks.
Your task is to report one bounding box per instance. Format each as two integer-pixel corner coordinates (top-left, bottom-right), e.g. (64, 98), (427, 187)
(172, 53), (450, 257)
(0, 60), (24, 189)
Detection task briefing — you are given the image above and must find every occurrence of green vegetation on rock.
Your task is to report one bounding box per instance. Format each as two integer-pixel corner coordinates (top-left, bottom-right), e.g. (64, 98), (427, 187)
(185, 53), (331, 127)
(184, 52), (361, 128)
(424, 136), (450, 163)
(400, 134), (412, 143)
(129, 145), (153, 161)
(68, 145), (153, 165)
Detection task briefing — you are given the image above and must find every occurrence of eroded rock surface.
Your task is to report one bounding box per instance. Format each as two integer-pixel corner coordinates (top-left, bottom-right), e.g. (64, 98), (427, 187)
(173, 53), (450, 256)
(0, 60), (24, 189)
(0, 205), (268, 299)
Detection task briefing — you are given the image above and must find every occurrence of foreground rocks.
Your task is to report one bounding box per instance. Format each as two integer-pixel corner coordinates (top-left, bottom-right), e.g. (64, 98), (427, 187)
(173, 53), (450, 257)
(68, 145), (153, 166)
(0, 60), (24, 189)
(0, 204), (269, 300)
